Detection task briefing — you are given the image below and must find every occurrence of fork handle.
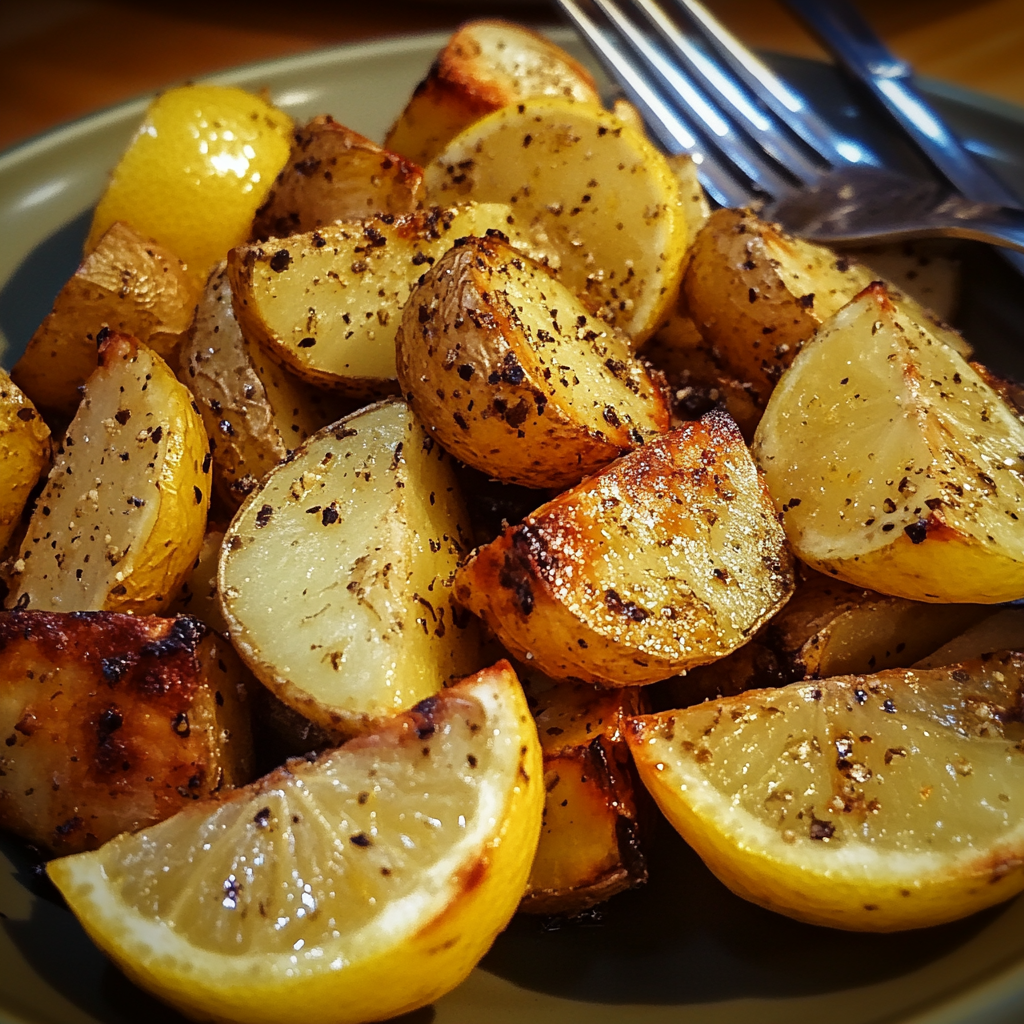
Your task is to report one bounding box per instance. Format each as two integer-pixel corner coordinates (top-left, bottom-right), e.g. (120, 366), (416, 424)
(782, 0), (1021, 208)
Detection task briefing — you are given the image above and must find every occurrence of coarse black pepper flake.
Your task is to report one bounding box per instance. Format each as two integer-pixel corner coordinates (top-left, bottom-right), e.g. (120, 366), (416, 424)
(269, 250), (292, 273)
(255, 504), (274, 529)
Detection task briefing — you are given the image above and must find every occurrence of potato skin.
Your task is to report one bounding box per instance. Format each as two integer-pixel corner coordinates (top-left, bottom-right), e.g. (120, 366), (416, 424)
(0, 370), (51, 553)
(385, 19), (600, 166)
(13, 222), (197, 418)
(455, 411), (794, 686)
(0, 612), (252, 855)
(397, 234), (670, 489)
(252, 115), (422, 242)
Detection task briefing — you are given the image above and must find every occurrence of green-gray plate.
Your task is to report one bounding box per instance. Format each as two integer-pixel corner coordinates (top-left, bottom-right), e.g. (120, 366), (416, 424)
(1, 27), (1023, 1024)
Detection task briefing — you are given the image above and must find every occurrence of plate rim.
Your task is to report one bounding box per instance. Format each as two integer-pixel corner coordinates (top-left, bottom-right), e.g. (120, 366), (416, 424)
(1, 26), (1023, 1024)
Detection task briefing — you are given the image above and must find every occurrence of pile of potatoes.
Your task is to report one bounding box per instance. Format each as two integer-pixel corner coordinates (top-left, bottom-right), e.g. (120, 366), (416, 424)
(0, 18), (1021, 917)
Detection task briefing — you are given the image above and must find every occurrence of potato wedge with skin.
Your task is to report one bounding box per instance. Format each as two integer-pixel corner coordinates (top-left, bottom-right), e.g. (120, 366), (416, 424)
(5, 332), (210, 614)
(455, 411), (794, 686)
(167, 528), (228, 635)
(521, 670), (647, 914)
(181, 263), (343, 508)
(220, 399), (480, 734)
(397, 234), (670, 489)
(385, 19), (600, 166)
(684, 208), (971, 401)
(229, 202), (521, 396)
(754, 284), (1024, 603)
(0, 369), (50, 553)
(425, 98), (688, 344)
(252, 116), (422, 242)
(13, 222), (198, 419)
(0, 612), (252, 855)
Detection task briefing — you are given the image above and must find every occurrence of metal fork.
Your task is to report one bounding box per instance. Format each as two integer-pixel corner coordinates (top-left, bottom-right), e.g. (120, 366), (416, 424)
(553, 0), (1024, 253)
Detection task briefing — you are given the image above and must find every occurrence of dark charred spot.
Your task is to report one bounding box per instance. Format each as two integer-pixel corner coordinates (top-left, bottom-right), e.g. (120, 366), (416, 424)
(100, 654), (132, 684)
(140, 616), (206, 658)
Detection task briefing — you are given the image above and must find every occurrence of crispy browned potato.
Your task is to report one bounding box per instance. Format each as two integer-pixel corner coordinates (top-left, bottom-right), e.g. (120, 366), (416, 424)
(251, 116), (422, 242)
(754, 283), (1024, 603)
(455, 411), (794, 686)
(13, 222), (197, 418)
(181, 263), (343, 507)
(521, 670), (647, 914)
(0, 612), (252, 855)
(6, 333), (210, 615)
(229, 202), (518, 396)
(385, 19), (600, 166)
(0, 369), (51, 553)
(683, 209), (972, 402)
(396, 233), (670, 489)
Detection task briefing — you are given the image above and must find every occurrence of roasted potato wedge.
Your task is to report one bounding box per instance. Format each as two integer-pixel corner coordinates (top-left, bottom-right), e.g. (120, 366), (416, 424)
(167, 528), (228, 635)
(385, 19), (600, 166)
(521, 670), (647, 914)
(0, 369), (51, 552)
(220, 398), (480, 734)
(252, 115), (422, 242)
(5, 332), (210, 614)
(754, 283), (1024, 603)
(181, 263), (341, 507)
(684, 209), (972, 401)
(229, 202), (519, 395)
(455, 411), (794, 686)
(397, 234), (670, 489)
(852, 241), (961, 323)
(0, 612), (252, 855)
(13, 222), (198, 418)
(915, 608), (1024, 668)
(425, 97), (689, 344)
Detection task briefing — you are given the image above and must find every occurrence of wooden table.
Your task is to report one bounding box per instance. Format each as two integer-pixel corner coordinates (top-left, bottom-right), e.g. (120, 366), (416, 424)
(2, 0), (1023, 152)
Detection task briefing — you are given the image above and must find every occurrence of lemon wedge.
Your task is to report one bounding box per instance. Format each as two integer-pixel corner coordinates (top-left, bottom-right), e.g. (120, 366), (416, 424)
(86, 85), (293, 286)
(48, 661), (542, 1024)
(627, 653), (1024, 931)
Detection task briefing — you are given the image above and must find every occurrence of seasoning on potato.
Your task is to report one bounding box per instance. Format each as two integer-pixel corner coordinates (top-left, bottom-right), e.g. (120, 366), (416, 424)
(0, 611), (252, 855)
(5, 332), (210, 614)
(229, 202), (521, 396)
(425, 96), (690, 344)
(455, 410), (794, 686)
(219, 398), (480, 735)
(753, 282), (1024, 603)
(396, 233), (670, 489)
(0, 368), (51, 553)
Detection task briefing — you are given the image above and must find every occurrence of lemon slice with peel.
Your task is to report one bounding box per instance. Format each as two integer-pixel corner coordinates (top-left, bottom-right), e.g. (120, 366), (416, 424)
(627, 653), (1024, 932)
(48, 661), (543, 1024)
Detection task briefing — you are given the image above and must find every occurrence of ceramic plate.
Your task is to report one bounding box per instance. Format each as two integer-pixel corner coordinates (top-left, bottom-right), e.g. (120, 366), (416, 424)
(1, 27), (1023, 1024)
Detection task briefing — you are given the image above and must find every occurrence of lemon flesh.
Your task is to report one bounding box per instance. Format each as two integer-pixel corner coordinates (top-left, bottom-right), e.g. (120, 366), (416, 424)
(48, 662), (543, 1024)
(628, 653), (1024, 931)
(87, 85), (293, 286)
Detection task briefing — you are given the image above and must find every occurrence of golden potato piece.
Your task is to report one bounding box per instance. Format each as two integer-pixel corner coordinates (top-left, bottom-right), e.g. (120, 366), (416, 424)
(754, 283), (1024, 603)
(86, 85), (293, 287)
(628, 653), (1024, 931)
(252, 115), (422, 242)
(684, 209), (972, 401)
(396, 233), (670, 489)
(425, 97), (689, 343)
(6, 332), (210, 614)
(0, 369), (50, 553)
(220, 399), (480, 734)
(852, 241), (961, 323)
(167, 527), (228, 635)
(13, 222), (198, 418)
(229, 202), (519, 396)
(455, 411), (794, 686)
(521, 670), (647, 914)
(181, 263), (341, 508)
(0, 611), (252, 855)
(385, 19), (600, 166)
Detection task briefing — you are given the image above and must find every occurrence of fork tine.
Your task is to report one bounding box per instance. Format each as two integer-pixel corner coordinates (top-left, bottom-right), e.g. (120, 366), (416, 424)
(671, 0), (880, 169)
(627, 0), (823, 186)
(593, 0), (796, 201)
(555, 0), (754, 207)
